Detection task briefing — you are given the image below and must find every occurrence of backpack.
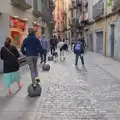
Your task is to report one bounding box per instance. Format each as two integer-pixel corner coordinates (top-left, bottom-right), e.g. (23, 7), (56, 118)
(74, 42), (82, 53)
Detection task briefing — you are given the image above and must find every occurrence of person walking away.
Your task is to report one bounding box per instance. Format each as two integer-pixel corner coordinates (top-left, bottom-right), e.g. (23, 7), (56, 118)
(40, 35), (49, 63)
(65, 38), (69, 51)
(0, 37), (22, 95)
(57, 40), (68, 60)
(58, 36), (61, 43)
(53, 35), (57, 52)
(50, 36), (55, 55)
(74, 39), (85, 67)
(21, 27), (43, 87)
(50, 35), (57, 55)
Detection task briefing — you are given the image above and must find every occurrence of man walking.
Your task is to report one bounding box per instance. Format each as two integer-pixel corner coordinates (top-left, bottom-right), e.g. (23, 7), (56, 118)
(21, 27), (43, 87)
(73, 38), (85, 67)
(40, 35), (49, 63)
(50, 35), (57, 55)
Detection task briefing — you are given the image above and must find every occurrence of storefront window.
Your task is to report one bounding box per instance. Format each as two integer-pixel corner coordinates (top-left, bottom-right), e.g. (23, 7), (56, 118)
(9, 16), (26, 47)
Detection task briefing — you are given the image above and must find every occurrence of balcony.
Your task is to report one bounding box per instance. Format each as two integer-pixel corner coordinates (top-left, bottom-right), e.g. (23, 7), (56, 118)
(83, 12), (89, 25)
(76, 0), (82, 7)
(113, 0), (120, 11)
(73, 19), (80, 28)
(69, 4), (72, 10)
(41, 2), (52, 21)
(93, 0), (104, 20)
(69, 1), (77, 10)
(84, 1), (88, 7)
(33, 0), (43, 18)
(72, 19), (84, 29)
(49, 0), (55, 11)
(69, 18), (72, 26)
(11, 0), (32, 11)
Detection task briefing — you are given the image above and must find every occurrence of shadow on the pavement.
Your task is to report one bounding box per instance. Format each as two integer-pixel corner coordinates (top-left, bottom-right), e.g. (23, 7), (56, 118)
(75, 67), (88, 78)
(75, 66), (87, 72)
(59, 59), (70, 66)
(41, 70), (50, 73)
(0, 89), (21, 112)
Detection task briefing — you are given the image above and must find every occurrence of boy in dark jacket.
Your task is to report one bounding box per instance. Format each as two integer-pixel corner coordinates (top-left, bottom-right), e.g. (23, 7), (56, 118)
(74, 39), (85, 67)
(21, 27), (43, 87)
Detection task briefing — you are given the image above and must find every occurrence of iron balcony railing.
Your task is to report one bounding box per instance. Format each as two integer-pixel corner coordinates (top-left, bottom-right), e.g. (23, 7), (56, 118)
(76, 0), (82, 7)
(113, 0), (120, 11)
(33, 0), (52, 21)
(93, 0), (104, 20)
(69, 1), (77, 10)
(69, 18), (83, 28)
(11, 0), (32, 10)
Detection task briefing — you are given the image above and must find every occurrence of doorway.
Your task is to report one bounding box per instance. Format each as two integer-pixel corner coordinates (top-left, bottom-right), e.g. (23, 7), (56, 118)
(110, 24), (115, 57)
(96, 31), (103, 53)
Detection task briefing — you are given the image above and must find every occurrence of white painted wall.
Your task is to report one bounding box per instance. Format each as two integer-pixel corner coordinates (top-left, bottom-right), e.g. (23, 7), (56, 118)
(0, 13), (10, 72)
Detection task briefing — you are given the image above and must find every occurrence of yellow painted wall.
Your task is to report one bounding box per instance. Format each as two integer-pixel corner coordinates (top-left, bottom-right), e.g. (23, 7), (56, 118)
(90, 13), (118, 56)
(92, 19), (106, 55)
(106, 14), (118, 56)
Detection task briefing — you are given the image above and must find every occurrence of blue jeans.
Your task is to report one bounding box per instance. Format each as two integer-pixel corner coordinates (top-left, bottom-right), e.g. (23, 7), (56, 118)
(75, 54), (84, 66)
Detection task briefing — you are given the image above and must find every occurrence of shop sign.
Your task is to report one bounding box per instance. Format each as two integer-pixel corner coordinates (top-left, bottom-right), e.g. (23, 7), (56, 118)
(9, 17), (26, 31)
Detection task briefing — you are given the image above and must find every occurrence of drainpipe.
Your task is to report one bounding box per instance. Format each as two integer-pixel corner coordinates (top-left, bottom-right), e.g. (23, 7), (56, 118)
(105, 0), (107, 56)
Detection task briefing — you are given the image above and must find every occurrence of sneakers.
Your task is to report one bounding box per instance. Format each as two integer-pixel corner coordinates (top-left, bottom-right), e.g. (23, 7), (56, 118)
(75, 65), (78, 68)
(35, 77), (40, 83)
(75, 64), (85, 68)
(54, 59), (57, 62)
(32, 84), (37, 88)
(82, 65), (85, 68)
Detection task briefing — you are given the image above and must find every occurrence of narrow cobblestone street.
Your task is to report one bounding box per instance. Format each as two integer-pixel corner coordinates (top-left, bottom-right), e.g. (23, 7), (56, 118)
(0, 52), (120, 120)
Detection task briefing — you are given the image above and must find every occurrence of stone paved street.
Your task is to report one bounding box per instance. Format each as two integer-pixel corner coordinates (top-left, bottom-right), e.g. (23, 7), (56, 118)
(0, 52), (120, 120)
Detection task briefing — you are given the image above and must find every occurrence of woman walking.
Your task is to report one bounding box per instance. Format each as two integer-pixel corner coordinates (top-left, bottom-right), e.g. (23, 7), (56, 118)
(0, 37), (22, 95)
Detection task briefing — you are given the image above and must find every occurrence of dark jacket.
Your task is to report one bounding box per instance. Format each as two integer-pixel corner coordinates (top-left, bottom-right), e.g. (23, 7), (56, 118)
(1, 45), (20, 73)
(50, 38), (57, 48)
(21, 34), (43, 56)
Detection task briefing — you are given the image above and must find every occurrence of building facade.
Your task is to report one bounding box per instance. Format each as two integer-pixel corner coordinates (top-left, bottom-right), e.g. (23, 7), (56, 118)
(68, 0), (88, 44)
(0, 0), (54, 72)
(53, 0), (65, 38)
(88, 0), (120, 62)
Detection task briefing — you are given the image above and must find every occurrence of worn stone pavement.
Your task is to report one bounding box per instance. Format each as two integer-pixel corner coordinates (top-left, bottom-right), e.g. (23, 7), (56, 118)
(0, 52), (120, 120)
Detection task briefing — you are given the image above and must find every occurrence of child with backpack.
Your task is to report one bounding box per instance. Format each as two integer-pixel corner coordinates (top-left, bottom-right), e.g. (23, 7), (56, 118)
(73, 40), (85, 67)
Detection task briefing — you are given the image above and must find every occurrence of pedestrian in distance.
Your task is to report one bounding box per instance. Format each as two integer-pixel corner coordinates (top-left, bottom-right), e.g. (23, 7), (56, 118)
(50, 35), (57, 55)
(73, 38), (85, 67)
(39, 35), (50, 64)
(21, 27), (43, 88)
(0, 37), (22, 95)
